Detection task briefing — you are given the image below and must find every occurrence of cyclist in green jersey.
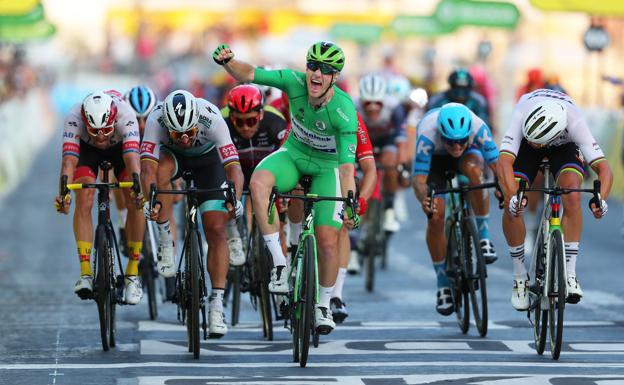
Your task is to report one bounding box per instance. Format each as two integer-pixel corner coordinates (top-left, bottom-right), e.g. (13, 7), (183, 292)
(213, 41), (359, 334)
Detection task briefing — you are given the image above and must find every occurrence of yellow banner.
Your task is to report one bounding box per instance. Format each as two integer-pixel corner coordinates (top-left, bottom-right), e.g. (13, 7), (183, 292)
(530, 0), (624, 15)
(0, 0), (38, 15)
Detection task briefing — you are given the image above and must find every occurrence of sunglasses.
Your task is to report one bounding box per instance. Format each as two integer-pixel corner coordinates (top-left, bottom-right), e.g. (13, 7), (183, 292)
(441, 136), (469, 146)
(233, 116), (259, 128)
(363, 101), (383, 110)
(86, 125), (114, 137)
(306, 61), (337, 75)
(169, 126), (198, 140)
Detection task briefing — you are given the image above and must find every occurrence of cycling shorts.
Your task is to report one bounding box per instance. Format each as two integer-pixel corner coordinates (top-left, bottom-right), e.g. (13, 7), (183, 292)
(513, 141), (585, 184)
(75, 141), (127, 181)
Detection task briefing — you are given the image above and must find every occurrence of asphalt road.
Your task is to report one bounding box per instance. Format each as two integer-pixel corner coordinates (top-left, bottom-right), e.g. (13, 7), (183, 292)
(2, 128), (624, 385)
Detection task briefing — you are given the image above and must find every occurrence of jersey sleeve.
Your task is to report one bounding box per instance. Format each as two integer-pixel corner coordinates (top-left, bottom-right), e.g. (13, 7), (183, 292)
(62, 104), (83, 158)
(209, 112), (240, 166)
(469, 111), (498, 165)
(413, 112), (438, 175)
(116, 103), (140, 155)
(568, 107), (605, 166)
(253, 67), (305, 98)
(333, 103), (358, 165)
(140, 106), (165, 163)
(356, 112), (374, 162)
(391, 104), (407, 143)
(499, 102), (525, 159)
(264, 110), (288, 146)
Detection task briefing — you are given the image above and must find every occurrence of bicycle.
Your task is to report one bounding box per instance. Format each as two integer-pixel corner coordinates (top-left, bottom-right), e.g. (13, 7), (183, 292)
(428, 171), (502, 337)
(518, 162), (601, 360)
(267, 182), (357, 367)
(149, 172), (236, 359)
(61, 161), (140, 351)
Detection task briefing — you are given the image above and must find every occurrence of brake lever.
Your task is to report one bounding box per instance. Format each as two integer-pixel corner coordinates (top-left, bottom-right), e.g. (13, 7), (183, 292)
(149, 183), (157, 211)
(131, 172), (141, 195)
(60, 175), (69, 197)
(588, 179), (602, 212)
(494, 177), (504, 210)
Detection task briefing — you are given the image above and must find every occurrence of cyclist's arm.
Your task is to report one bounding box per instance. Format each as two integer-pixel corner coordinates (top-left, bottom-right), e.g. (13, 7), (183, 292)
(222, 58), (255, 83)
(412, 174), (428, 203)
(225, 162), (244, 201)
(139, 111), (164, 196)
(591, 160), (613, 199)
(496, 153), (516, 200)
(334, 102), (358, 199)
(358, 157), (376, 201)
(211, 111), (244, 200)
(59, 154), (78, 184)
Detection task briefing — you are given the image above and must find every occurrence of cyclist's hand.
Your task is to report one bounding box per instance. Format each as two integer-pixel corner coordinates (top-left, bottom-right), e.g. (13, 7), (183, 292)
(213, 44), (234, 65)
(422, 196), (436, 216)
(131, 191), (144, 209)
(144, 200), (161, 221)
(589, 198), (608, 218)
(343, 211), (360, 230)
(54, 194), (71, 214)
(508, 195), (526, 217)
(357, 196), (368, 216)
(226, 199), (244, 219)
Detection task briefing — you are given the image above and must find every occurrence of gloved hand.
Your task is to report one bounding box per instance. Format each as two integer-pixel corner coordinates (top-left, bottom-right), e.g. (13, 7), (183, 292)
(357, 196), (368, 216)
(508, 195), (526, 217)
(234, 199), (244, 219)
(589, 198), (608, 218)
(54, 194), (71, 214)
(144, 200), (161, 221)
(213, 44), (234, 65)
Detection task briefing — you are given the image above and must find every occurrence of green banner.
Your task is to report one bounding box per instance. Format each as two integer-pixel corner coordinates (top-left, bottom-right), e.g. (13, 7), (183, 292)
(435, 0), (520, 29)
(0, 3), (44, 25)
(330, 23), (382, 43)
(391, 15), (456, 37)
(0, 19), (55, 42)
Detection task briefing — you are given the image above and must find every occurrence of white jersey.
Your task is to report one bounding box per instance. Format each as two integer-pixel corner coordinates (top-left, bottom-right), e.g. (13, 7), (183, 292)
(355, 95), (404, 141)
(140, 98), (239, 166)
(500, 89), (605, 165)
(62, 94), (140, 157)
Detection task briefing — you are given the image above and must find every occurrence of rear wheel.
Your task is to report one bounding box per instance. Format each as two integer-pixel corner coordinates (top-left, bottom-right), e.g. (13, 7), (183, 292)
(548, 230), (565, 360)
(254, 225), (273, 341)
(298, 236), (315, 367)
(464, 219), (488, 337)
(365, 199), (382, 292)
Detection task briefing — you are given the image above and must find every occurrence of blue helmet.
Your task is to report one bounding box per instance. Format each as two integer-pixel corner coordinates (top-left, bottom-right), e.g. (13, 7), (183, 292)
(125, 86), (157, 118)
(437, 103), (472, 141)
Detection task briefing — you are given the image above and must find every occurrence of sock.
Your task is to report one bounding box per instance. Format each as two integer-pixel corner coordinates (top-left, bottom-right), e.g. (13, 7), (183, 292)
(226, 219), (240, 239)
(331, 268), (347, 300)
(433, 261), (449, 288)
(565, 242), (579, 277)
(157, 220), (173, 243)
(509, 244), (527, 278)
(383, 193), (395, 210)
(319, 284), (334, 309)
(209, 288), (225, 312)
(475, 215), (490, 240)
(118, 208), (128, 229)
(264, 232), (286, 266)
(289, 221), (302, 246)
(77, 241), (92, 276)
(126, 241), (142, 276)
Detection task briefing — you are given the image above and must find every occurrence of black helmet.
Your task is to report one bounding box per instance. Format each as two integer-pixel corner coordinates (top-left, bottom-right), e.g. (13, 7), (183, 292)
(448, 69), (474, 101)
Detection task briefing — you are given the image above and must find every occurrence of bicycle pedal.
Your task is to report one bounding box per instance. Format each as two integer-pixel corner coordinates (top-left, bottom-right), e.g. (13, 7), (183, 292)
(566, 295), (581, 304)
(76, 288), (93, 300)
(209, 332), (225, 339)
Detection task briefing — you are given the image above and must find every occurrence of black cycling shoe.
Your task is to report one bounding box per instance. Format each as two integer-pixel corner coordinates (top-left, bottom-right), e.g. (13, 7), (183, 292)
(436, 288), (454, 316)
(330, 297), (348, 324)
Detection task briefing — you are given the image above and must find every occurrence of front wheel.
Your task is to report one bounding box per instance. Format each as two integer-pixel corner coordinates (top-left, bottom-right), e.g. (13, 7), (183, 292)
(298, 236), (316, 367)
(447, 221), (469, 334)
(95, 226), (114, 351)
(548, 230), (566, 360)
(463, 219), (488, 337)
(189, 230), (201, 359)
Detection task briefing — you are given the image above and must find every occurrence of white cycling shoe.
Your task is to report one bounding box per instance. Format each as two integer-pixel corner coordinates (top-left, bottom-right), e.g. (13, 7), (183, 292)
(511, 276), (529, 311)
(228, 237), (245, 266)
(383, 208), (401, 232)
(347, 250), (360, 275)
(315, 305), (336, 335)
(268, 266), (290, 294)
(124, 275), (143, 305)
(157, 239), (176, 278)
(566, 276), (583, 304)
(209, 308), (228, 338)
(74, 275), (93, 300)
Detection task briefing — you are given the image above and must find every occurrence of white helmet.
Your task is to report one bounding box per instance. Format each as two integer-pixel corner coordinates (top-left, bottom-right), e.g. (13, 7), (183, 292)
(522, 99), (567, 145)
(387, 76), (411, 103)
(409, 87), (428, 109)
(162, 89), (199, 133)
(81, 91), (117, 129)
(359, 73), (387, 102)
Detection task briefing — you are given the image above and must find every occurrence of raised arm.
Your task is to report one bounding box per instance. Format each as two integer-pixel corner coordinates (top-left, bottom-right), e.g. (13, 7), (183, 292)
(212, 44), (255, 83)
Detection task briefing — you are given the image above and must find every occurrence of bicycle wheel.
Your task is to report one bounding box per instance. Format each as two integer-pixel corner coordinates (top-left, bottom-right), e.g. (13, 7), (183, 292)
(141, 242), (158, 320)
(463, 218), (488, 337)
(230, 266), (242, 326)
(447, 221), (469, 334)
(253, 225), (273, 341)
(298, 236), (315, 367)
(548, 230), (565, 360)
(365, 199), (382, 292)
(95, 226), (112, 351)
(532, 230), (548, 355)
(189, 230), (201, 359)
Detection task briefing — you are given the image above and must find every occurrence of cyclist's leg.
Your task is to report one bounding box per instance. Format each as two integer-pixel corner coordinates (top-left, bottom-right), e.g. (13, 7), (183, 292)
(330, 225), (350, 321)
(226, 168), (251, 266)
(153, 148), (178, 277)
(111, 171), (128, 254)
(287, 186), (304, 261)
(379, 136), (400, 231)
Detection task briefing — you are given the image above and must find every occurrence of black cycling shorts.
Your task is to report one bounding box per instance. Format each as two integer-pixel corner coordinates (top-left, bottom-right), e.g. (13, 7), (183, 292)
(426, 154), (461, 191)
(513, 140), (585, 184)
(75, 140), (126, 180)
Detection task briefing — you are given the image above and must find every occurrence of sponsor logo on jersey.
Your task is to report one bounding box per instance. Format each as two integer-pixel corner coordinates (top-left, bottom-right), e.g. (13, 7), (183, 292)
(198, 115), (212, 129)
(219, 144), (239, 160)
(140, 141), (156, 154)
(335, 108), (350, 122)
(125, 130), (139, 138)
(476, 126), (492, 146)
(348, 144), (356, 153)
(62, 143), (80, 155)
(416, 140), (432, 156)
(63, 132), (74, 138)
(68, 121), (78, 127)
(126, 120), (135, 127)
(291, 117), (337, 153)
(123, 141), (140, 153)
(315, 120), (327, 131)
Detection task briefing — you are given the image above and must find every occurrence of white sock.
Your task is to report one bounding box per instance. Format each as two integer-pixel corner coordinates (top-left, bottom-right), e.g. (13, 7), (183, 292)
(264, 232), (286, 266)
(289, 221), (302, 246)
(319, 284), (334, 309)
(118, 208), (128, 228)
(331, 268), (347, 300)
(565, 242), (579, 277)
(226, 219), (240, 239)
(157, 220), (173, 243)
(209, 288), (224, 312)
(509, 244), (527, 278)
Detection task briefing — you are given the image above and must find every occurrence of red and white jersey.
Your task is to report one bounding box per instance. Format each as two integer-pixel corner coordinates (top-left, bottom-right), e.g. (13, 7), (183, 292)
(62, 94), (140, 157)
(355, 112), (374, 162)
(500, 89), (605, 165)
(140, 98), (239, 166)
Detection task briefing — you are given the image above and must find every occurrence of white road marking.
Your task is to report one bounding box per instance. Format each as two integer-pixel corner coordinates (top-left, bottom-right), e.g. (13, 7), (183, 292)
(570, 343), (624, 352)
(384, 342), (471, 350)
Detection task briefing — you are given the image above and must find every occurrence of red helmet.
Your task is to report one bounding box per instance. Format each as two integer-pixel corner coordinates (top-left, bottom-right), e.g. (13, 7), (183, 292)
(228, 84), (263, 113)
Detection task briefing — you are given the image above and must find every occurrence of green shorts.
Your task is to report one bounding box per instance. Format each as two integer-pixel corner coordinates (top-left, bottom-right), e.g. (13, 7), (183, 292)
(255, 143), (342, 229)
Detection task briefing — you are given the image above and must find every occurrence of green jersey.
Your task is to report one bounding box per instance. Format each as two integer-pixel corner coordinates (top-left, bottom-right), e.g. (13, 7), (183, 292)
(253, 67), (357, 165)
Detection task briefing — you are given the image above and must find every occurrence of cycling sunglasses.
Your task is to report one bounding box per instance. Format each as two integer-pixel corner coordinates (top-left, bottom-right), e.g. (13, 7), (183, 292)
(306, 61), (337, 75)
(441, 136), (469, 146)
(169, 126), (199, 140)
(233, 116), (259, 128)
(86, 125), (114, 137)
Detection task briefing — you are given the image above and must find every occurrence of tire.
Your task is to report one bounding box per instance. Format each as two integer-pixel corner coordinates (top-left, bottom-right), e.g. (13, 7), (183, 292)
(313, 330), (320, 348)
(189, 230), (201, 359)
(254, 226), (273, 341)
(463, 219), (488, 337)
(548, 230), (565, 360)
(230, 266), (241, 326)
(141, 249), (158, 320)
(298, 236), (315, 367)
(95, 226), (112, 352)
(532, 230), (548, 355)
(447, 220), (469, 334)
(365, 199), (382, 292)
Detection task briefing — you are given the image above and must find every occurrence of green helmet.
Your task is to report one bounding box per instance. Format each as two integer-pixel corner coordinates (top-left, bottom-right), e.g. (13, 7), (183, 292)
(306, 41), (345, 72)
